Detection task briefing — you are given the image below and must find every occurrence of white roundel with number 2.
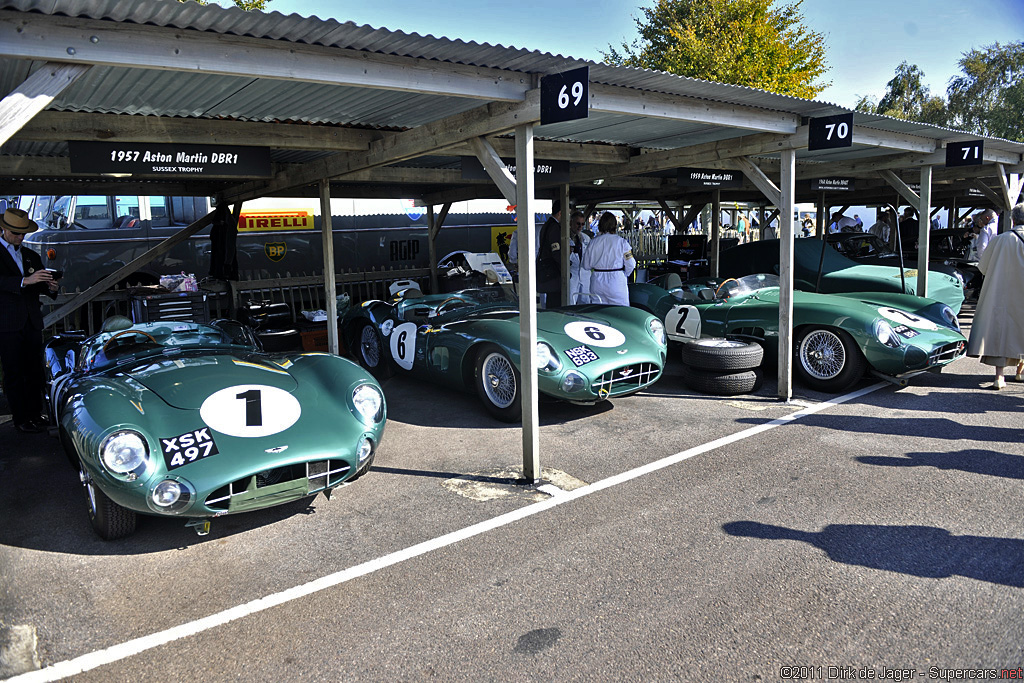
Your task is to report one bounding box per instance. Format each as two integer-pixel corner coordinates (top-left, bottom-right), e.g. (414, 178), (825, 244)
(390, 322), (418, 371)
(564, 321), (625, 348)
(665, 305), (701, 341)
(199, 384), (301, 438)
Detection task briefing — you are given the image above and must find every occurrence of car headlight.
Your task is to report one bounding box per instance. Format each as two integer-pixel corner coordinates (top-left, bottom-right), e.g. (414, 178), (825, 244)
(148, 477), (194, 513)
(938, 304), (961, 332)
(536, 342), (562, 372)
(648, 318), (666, 346)
(561, 371), (586, 393)
(873, 320), (901, 348)
(100, 430), (149, 474)
(357, 437), (374, 463)
(352, 384), (384, 424)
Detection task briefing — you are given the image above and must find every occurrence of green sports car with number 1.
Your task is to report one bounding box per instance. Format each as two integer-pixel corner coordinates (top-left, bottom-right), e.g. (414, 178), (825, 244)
(46, 318), (386, 540)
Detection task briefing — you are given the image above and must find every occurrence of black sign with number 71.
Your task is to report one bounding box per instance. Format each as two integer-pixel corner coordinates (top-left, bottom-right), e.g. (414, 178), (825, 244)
(540, 66), (589, 126)
(945, 140), (984, 167)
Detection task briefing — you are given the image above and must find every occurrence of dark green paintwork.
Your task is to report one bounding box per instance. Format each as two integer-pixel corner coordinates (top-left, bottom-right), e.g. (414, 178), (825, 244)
(51, 322), (385, 520)
(629, 273), (966, 382)
(345, 285), (667, 404)
(719, 238), (966, 314)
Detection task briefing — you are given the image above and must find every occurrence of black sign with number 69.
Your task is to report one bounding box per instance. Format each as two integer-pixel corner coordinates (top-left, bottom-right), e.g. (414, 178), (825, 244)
(540, 66), (589, 126)
(808, 113), (854, 151)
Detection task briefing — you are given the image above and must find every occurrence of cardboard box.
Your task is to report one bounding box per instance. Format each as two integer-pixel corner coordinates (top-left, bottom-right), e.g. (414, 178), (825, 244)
(300, 328), (329, 352)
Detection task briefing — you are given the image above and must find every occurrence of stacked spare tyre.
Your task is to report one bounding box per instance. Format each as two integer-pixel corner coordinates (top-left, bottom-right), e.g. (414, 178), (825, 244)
(679, 338), (764, 395)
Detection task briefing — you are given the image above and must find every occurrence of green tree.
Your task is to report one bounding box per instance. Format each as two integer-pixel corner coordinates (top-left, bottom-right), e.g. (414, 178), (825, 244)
(946, 41), (1024, 142)
(602, 0), (830, 99)
(859, 61), (947, 126)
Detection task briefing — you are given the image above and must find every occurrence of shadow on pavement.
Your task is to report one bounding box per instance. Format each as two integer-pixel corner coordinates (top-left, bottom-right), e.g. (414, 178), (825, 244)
(857, 448), (1024, 481)
(723, 521), (1024, 587)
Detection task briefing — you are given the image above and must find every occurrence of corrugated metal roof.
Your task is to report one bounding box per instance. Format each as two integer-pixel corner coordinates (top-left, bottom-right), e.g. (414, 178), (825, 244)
(0, 0), (1021, 202)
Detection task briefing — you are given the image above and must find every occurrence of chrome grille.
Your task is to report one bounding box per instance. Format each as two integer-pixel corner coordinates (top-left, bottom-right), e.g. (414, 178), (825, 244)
(929, 341), (966, 366)
(593, 362), (661, 397)
(205, 459), (351, 510)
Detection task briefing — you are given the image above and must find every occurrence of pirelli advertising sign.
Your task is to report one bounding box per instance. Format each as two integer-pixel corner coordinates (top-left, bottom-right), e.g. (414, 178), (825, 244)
(69, 141), (272, 177)
(237, 211), (314, 232)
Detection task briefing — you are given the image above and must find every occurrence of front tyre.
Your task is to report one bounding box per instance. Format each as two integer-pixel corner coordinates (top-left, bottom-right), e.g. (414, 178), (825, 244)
(79, 461), (137, 540)
(355, 322), (392, 379)
(794, 327), (866, 393)
(474, 344), (522, 422)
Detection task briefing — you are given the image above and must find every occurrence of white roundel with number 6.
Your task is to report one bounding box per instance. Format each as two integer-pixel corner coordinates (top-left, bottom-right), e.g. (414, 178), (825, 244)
(563, 321), (625, 348)
(200, 384), (301, 438)
(390, 322), (418, 371)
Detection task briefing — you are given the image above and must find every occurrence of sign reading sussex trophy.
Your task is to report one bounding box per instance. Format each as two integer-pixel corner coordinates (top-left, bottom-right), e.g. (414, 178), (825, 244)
(677, 168), (742, 188)
(69, 141), (272, 177)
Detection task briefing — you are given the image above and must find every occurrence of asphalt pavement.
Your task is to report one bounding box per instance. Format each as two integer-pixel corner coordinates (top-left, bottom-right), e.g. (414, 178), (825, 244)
(1, 305), (1022, 682)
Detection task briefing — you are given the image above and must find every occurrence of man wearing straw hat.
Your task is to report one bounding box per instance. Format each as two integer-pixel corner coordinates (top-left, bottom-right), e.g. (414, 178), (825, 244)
(1, 208), (60, 433)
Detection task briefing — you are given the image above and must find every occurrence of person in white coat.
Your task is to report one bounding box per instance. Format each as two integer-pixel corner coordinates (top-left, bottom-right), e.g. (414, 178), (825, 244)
(582, 212), (635, 306)
(966, 203), (1024, 389)
(568, 211), (591, 303)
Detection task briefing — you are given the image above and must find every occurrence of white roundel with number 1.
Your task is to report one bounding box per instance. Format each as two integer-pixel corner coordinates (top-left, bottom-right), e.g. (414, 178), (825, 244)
(199, 384), (301, 438)
(390, 322), (418, 371)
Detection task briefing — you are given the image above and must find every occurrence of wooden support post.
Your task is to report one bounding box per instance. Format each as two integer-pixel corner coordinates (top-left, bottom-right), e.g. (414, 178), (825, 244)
(917, 166), (932, 297)
(710, 190), (721, 278)
(778, 149), (796, 402)
(319, 180), (339, 355)
(516, 124), (540, 483)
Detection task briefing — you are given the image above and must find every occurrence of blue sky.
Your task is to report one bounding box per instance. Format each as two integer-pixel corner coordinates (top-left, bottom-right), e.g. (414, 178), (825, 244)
(255, 0), (1023, 108)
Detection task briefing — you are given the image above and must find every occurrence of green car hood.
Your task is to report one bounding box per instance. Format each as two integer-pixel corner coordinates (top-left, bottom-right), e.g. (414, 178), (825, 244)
(126, 353), (298, 409)
(536, 308), (618, 335)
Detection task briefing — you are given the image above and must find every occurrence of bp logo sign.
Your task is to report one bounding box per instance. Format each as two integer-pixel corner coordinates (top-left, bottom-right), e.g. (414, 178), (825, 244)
(265, 242), (286, 262)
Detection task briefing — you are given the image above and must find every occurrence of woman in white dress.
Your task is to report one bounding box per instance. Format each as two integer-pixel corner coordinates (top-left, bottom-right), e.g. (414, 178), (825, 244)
(582, 212), (635, 306)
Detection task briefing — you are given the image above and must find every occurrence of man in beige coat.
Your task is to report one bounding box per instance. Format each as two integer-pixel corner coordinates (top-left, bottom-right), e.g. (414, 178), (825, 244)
(966, 203), (1024, 389)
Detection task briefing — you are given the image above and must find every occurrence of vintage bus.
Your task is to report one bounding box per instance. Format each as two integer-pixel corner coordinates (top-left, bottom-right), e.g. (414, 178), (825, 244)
(20, 195), (528, 293)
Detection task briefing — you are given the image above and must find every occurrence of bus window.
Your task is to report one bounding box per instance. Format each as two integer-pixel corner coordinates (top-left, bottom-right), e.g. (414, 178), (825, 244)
(29, 196), (55, 224)
(150, 196), (170, 227)
(52, 196), (73, 229)
(74, 196), (113, 229)
(113, 196), (141, 228)
(170, 196), (198, 226)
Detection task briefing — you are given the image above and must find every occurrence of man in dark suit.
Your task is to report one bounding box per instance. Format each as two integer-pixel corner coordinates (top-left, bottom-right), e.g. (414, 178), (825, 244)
(1, 208), (60, 433)
(536, 199), (563, 308)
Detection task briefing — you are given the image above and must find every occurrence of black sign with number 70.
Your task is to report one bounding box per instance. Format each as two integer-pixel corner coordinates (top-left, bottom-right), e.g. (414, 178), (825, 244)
(540, 66), (589, 126)
(808, 113), (854, 151)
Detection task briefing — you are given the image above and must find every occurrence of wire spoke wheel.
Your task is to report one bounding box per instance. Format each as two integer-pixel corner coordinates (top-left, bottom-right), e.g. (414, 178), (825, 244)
(798, 329), (847, 380)
(359, 324), (382, 368)
(474, 345), (522, 422)
(481, 352), (517, 408)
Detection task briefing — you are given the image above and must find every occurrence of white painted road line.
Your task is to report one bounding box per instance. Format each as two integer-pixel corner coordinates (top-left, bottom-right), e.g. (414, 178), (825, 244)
(536, 483), (566, 497)
(8, 382), (886, 683)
